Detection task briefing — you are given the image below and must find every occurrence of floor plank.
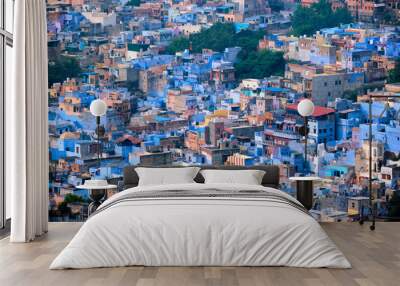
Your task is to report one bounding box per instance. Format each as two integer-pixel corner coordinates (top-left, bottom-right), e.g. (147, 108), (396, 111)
(0, 222), (399, 286)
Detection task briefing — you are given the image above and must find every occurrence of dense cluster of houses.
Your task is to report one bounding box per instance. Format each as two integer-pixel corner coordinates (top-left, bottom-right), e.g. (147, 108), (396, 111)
(46, 0), (400, 221)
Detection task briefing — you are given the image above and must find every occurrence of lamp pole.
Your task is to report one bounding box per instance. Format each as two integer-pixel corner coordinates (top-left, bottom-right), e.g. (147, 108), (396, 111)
(360, 94), (400, 231)
(297, 99), (314, 175)
(90, 99), (107, 175)
(304, 116), (308, 174)
(368, 98), (373, 230)
(96, 116), (101, 169)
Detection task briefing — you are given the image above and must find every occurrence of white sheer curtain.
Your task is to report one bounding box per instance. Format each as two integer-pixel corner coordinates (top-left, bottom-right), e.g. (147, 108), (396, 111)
(8, 0), (48, 242)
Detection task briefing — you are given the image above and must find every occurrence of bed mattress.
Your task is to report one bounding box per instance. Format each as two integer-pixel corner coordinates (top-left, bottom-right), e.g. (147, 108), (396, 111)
(50, 183), (351, 269)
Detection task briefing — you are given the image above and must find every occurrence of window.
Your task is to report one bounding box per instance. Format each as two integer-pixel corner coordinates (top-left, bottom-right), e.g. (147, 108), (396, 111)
(0, 0), (14, 231)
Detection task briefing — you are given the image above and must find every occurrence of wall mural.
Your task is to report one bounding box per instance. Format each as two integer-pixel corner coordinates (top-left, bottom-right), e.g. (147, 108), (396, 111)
(47, 1), (400, 222)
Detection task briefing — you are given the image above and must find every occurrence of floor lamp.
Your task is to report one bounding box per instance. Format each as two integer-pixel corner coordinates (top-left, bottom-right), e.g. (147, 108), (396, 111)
(90, 99), (107, 169)
(359, 94), (400, 231)
(297, 99), (315, 175)
(77, 99), (111, 215)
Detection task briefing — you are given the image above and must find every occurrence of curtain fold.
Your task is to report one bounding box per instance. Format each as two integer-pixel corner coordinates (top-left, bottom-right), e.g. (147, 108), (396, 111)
(9, 0), (48, 242)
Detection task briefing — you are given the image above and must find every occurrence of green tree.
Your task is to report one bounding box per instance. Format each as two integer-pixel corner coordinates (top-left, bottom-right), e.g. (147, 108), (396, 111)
(388, 191), (400, 218)
(64, 193), (85, 204)
(190, 23), (236, 53)
(57, 194), (85, 216)
(234, 29), (265, 60)
(58, 201), (70, 215)
(235, 50), (285, 80)
(48, 55), (82, 87)
(291, 0), (352, 36)
(126, 0), (141, 7)
(388, 59), (400, 84)
(165, 37), (190, 54)
(269, 0), (285, 12)
(165, 23), (285, 81)
(334, 7), (353, 25)
(166, 23), (266, 55)
(343, 89), (360, 102)
(166, 23), (240, 54)
(382, 9), (400, 25)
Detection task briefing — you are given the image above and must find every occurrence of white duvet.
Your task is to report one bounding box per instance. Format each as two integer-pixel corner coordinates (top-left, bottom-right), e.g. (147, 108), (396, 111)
(50, 183), (351, 269)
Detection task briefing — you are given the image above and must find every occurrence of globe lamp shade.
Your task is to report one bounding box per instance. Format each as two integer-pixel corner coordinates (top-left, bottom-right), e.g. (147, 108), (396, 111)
(90, 99), (107, 117)
(297, 99), (315, 117)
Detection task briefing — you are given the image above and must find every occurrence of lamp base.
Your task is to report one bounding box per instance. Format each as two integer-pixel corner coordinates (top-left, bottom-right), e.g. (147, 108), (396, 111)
(88, 188), (106, 215)
(296, 180), (313, 210)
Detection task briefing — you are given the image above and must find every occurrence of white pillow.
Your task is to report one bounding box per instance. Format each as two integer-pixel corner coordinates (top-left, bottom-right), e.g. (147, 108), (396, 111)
(136, 167), (201, 186)
(200, 169), (265, 185)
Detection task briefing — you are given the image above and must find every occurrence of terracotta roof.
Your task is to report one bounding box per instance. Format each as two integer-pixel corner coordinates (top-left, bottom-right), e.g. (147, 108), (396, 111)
(60, 132), (80, 139)
(115, 135), (142, 145)
(286, 103), (335, 117)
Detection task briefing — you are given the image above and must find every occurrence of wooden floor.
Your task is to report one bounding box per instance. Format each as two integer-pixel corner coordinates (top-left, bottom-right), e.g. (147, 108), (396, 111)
(0, 222), (399, 286)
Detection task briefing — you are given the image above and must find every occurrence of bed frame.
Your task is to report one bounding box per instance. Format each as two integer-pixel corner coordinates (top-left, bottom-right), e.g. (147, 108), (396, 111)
(123, 165), (280, 189)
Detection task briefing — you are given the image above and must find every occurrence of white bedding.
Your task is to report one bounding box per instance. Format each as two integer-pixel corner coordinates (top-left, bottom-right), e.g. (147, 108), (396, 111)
(50, 183), (351, 269)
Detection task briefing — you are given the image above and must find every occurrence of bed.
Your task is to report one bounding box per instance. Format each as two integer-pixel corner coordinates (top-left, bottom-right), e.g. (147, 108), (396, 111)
(50, 166), (351, 269)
